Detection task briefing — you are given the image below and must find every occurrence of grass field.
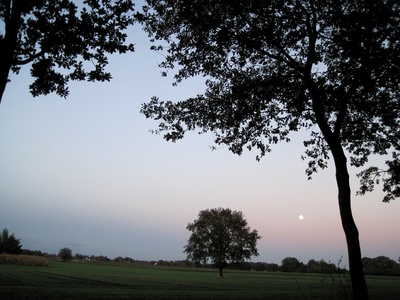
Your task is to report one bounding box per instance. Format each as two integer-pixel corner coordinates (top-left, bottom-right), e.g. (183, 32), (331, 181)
(1, 259), (399, 299)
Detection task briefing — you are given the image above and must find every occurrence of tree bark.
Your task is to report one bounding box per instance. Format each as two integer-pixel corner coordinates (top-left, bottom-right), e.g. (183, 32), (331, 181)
(330, 142), (369, 300)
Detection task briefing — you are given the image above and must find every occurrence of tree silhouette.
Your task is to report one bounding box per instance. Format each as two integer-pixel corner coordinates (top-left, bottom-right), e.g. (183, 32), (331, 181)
(184, 208), (260, 277)
(58, 247), (73, 262)
(0, 228), (22, 254)
(139, 1), (400, 298)
(0, 0), (136, 103)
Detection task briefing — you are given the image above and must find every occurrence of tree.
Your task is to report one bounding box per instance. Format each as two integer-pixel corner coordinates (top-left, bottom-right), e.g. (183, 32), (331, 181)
(58, 247), (73, 262)
(0, 228), (22, 254)
(281, 257), (304, 273)
(184, 208), (260, 277)
(362, 256), (400, 276)
(139, 1), (400, 298)
(306, 259), (337, 274)
(0, 0), (136, 103)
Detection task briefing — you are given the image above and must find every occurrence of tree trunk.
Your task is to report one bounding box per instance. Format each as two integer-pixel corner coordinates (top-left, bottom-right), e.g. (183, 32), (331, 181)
(331, 143), (368, 300)
(0, 0), (23, 104)
(307, 74), (368, 299)
(219, 266), (223, 277)
(0, 49), (12, 104)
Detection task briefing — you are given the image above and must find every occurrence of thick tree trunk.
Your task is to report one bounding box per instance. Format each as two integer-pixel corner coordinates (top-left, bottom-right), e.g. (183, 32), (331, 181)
(219, 266), (223, 277)
(0, 0), (23, 104)
(331, 144), (368, 300)
(0, 50), (12, 104)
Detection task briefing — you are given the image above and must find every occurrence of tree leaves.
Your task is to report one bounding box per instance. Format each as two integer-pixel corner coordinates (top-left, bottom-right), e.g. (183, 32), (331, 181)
(0, 0), (136, 100)
(184, 208), (260, 275)
(357, 152), (400, 203)
(0, 228), (22, 255)
(140, 0), (400, 202)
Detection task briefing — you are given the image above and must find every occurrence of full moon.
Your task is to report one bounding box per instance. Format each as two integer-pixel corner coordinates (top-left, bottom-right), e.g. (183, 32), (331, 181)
(299, 215), (304, 220)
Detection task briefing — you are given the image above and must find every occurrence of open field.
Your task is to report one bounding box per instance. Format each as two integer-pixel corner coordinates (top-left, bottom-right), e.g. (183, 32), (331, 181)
(1, 260), (399, 299)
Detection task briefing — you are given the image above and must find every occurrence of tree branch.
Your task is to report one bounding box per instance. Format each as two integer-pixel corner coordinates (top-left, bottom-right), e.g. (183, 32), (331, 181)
(2, 0), (11, 24)
(14, 50), (44, 65)
(237, 9), (303, 73)
(302, 0), (318, 74)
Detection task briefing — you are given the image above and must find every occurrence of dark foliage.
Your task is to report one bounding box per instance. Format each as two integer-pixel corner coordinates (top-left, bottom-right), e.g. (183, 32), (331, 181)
(0, 228), (22, 254)
(184, 207), (260, 277)
(0, 0), (136, 102)
(363, 256), (400, 276)
(58, 247), (73, 262)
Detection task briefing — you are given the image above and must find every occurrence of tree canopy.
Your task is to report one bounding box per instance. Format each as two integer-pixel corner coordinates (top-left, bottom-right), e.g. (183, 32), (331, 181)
(140, 0), (399, 202)
(0, 0), (136, 103)
(0, 228), (22, 254)
(140, 1), (399, 298)
(184, 208), (260, 277)
(58, 247), (73, 262)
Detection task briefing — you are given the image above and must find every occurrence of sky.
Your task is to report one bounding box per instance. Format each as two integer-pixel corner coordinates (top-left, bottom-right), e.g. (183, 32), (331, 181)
(0, 18), (399, 267)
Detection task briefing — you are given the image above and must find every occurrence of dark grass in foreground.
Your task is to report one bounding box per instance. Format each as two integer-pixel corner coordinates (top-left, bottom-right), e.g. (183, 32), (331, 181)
(0, 260), (399, 299)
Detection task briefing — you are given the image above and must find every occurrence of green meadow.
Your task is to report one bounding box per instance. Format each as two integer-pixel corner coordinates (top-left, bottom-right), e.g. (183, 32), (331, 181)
(0, 260), (399, 300)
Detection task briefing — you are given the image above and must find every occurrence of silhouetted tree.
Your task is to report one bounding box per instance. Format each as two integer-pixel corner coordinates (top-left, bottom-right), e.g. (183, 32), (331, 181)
(0, 228), (22, 254)
(58, 247), (72, 262)
(184, 208), (260, 277)
(265, 262), (279, 272)
(140, 1), (400, 298)
(0, 0), (136, 103)
(281, 257), (304, 273)
(253, 262), (267, 272)
(363, 256), (400, 276)
(306, 259), (337, 274)
(307, 259), (321, 274)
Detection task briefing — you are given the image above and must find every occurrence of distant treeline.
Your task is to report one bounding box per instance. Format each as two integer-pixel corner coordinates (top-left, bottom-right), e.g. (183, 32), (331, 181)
(162, 256), (400, 276)
(21, 249), (56, 257)
(17, 250), (400, 276)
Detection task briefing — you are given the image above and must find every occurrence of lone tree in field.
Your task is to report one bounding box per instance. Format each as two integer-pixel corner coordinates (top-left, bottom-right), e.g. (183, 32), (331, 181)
(0, 228), (22, 254)
(58, 247), (73, 262)
(184, 208), (260, 277)
(0, 0), (136, 103)
(140, 1), (400, 298)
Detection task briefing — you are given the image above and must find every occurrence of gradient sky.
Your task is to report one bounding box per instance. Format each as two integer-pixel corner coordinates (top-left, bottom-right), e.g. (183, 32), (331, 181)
(0, 20), (399, 267)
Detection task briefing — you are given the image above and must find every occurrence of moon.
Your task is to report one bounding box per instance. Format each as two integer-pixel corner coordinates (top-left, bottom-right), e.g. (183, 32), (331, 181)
(299, 215), (304, 220)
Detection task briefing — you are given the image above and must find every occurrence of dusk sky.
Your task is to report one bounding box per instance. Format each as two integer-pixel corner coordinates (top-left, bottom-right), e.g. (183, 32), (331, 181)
(0, 16), (399, 267)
